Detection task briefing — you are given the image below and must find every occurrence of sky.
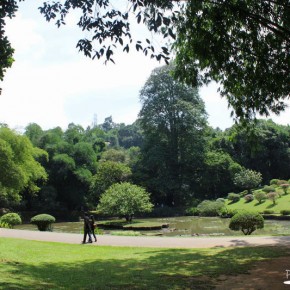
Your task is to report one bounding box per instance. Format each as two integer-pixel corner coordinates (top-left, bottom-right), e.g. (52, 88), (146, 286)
(0, 0), (289, 132)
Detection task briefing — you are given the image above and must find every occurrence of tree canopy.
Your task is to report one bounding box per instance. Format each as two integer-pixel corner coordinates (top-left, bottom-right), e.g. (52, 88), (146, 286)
(0, 126), (48, 207)
(138, 63), (208, 205)
(174, 0), (290, 120)
(97, 182), (153, 222)
(1, 1), (289, 119)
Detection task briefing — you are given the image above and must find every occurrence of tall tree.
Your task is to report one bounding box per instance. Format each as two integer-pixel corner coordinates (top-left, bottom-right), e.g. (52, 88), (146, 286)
(138, 64), (208, 206)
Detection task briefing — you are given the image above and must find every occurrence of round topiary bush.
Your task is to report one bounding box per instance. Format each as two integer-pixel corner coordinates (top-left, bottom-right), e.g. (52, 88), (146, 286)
(227, 193), (240, 203)
(0, 213), (22, 228)
(263, 186), (276, 193)
(244, 194), (254, 202)
(229, 211), (264, 235)
(30, 214), (55, 231)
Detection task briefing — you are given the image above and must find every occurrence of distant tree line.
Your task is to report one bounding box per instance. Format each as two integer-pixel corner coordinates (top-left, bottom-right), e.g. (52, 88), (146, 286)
(1, 65), (290, 212)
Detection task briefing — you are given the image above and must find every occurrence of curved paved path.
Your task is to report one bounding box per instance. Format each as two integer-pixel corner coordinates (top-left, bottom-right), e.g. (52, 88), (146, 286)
(1, 228), (290, 248)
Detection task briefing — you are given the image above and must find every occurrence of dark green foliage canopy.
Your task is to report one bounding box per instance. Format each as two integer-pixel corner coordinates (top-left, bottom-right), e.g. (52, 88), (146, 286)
(212, 120), (290, 183)
(138, 64), (208, 205)
(174, 0), (290, 120)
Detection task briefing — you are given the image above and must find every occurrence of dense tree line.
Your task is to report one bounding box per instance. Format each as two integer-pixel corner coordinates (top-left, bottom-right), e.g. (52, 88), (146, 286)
(0, 65), (290, 212)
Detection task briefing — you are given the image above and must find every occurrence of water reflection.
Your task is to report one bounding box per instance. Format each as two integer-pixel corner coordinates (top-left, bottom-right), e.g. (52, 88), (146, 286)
(15, 216), (290, 237)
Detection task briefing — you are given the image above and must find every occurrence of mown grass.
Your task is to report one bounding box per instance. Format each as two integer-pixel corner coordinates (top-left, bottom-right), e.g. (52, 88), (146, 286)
(1, 237), (290, 289)
(226, 190), (290, 214)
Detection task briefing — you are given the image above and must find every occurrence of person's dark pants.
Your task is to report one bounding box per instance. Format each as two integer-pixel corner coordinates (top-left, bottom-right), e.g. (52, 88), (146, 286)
(83, 229), (92, 243)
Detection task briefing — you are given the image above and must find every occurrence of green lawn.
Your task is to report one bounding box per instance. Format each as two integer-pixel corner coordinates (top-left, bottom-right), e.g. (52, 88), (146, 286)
(226, 192), (290, 214)
(1, 238), (290, 289)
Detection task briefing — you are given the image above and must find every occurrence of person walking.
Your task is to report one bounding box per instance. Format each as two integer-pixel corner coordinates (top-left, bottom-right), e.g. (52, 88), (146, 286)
(82, 212), (92, 244)
(90, 215), (97, 242)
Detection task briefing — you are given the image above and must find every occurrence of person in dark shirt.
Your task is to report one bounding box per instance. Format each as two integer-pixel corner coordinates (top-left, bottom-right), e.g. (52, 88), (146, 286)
(82, 212), (92, 244)
(90, 215), (97, 242)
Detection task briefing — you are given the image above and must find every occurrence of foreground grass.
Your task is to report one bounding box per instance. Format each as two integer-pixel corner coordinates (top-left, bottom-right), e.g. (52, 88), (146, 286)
(1, 238), (290, 289)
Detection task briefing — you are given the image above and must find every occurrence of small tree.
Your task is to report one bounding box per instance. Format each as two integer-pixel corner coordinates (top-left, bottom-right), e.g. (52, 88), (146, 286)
(229, 211), (264, 235)
(280, 184), (290, 195)
(254, 191), (267, 204)
(31, 214), (55, 231)
(244, 194), (254, 202)
(97, 182), (153, 222)
(0, 213), (22, 228)
(233, 169), (262, 195)
(267, 192), (279, 205)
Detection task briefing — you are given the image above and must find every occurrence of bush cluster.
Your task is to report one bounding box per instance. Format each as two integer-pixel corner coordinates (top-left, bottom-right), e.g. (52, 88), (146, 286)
(197, 200), (225, 217)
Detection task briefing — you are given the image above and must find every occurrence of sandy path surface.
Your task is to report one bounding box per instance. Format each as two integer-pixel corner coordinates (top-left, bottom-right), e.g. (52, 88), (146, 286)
(1, 228), (290, 248)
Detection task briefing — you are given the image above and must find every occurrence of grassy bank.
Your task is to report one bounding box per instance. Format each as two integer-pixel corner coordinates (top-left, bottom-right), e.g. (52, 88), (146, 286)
(226, 192), (290, 214)
(1, 238), (290, 289)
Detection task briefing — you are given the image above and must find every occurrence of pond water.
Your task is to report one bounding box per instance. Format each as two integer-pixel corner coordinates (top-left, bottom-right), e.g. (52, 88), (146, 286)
(15, 216), (290, 237)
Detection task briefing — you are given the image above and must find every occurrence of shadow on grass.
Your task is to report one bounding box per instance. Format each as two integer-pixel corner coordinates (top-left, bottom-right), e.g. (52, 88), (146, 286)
(1, 240), (290, 290)
(254, 201), (265, 206)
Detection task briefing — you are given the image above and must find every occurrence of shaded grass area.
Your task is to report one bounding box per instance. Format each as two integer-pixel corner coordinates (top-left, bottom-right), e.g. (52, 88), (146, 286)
(1, 238), (290, 289)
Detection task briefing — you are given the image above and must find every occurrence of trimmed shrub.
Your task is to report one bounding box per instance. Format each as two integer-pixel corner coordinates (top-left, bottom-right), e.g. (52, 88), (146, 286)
(239, 190), (248, 197)
(254, 190), (267, 204)
(277, 180), (288, 186)
(229, 211), (264, 235)
(31, 214), (55, 231)
(219, 207), (238, 218)
(216, 198), (226, 203)
(0, 213), (22, 228)
(197, 200), (225, 217)
(227, 193), (240, 203)
(280, 210), (290, 216)
(267, 192), (279, 205)
(263, 209), (275, 214)
(244, 194), (254, 202)
(263, 186), (276, 193)
(280, 184), (290, 195)
(270, 179), (279, 185)
(0, 221), (10, 228)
